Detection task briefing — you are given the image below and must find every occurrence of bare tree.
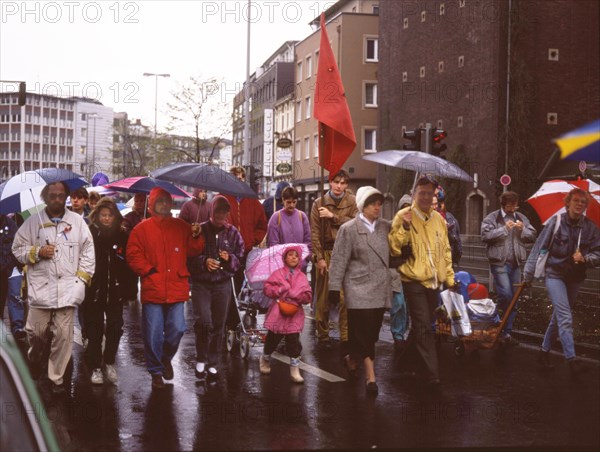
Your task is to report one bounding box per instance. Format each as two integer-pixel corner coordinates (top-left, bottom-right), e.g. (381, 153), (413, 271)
(165, 76), (232, 163)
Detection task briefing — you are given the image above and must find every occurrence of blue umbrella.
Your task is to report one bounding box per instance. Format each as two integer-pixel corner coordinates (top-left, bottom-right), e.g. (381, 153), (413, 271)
(151, 163), (258, 199)
(0, 168), (87, 215)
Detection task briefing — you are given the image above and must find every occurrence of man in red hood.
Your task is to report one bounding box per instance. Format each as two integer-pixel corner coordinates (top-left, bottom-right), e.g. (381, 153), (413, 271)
(127, 187), (205, 389)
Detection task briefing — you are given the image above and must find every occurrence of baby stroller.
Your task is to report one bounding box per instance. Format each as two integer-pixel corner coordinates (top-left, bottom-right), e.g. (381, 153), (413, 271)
(226, 243), (310, 359)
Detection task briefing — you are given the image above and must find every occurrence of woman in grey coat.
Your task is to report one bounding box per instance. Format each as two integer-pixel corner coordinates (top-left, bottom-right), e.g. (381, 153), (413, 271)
(328, 187), (392, 395)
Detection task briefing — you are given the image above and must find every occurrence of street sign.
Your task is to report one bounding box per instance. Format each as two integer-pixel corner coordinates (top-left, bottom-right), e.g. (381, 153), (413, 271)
(500, 174), (511, 186)
(276, 162), (292, 173)
(277, 137), (292, 148)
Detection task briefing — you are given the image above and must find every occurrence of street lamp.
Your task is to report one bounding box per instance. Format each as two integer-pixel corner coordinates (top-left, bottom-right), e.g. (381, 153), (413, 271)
(84, 112), (98, 180)
(143, 72), (170, 154)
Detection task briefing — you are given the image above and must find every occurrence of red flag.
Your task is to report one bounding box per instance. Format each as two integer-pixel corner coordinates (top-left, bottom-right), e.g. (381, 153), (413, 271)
(313, 13), (356, 177)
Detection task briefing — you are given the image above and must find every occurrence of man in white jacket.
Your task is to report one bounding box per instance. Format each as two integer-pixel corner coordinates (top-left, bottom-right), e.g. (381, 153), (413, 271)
(12, 181), (95, 395)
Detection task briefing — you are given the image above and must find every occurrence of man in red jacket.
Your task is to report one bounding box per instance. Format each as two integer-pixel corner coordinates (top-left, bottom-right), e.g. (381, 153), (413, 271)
(127, 187), (205, 389)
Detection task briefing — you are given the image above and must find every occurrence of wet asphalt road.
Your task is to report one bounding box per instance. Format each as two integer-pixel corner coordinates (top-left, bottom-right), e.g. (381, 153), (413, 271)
(23, 300), (600, 451)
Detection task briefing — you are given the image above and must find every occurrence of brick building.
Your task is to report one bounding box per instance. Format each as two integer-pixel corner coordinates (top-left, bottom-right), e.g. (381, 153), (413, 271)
(378, 0), (599, 233)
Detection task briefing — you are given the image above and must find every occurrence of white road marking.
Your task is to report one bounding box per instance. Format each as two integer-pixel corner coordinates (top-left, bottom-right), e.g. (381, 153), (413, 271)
(271, 352), (346, 382)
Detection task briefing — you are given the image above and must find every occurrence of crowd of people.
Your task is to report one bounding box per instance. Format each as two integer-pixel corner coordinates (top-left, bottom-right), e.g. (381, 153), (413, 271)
(1, 166), (599, 397)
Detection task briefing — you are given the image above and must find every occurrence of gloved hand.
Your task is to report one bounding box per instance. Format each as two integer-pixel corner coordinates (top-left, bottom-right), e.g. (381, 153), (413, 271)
(328, 290), (341, 306)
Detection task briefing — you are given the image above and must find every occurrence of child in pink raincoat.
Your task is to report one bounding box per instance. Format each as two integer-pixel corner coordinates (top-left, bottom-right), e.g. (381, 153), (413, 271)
(260, 245), (312, 383)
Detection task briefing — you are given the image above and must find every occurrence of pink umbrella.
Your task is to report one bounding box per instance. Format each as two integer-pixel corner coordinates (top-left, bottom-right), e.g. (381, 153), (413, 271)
(105, 176), (191, 198)
(527, 179), (600, 227)
(245, 243), (310, 285)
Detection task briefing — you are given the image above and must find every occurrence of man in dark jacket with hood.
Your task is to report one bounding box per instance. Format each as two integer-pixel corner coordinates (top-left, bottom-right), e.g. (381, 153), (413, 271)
(263, 181), (292, 221)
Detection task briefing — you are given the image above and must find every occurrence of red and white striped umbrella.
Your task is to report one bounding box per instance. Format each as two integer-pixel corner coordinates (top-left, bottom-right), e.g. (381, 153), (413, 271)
(527, 179), (600, 227)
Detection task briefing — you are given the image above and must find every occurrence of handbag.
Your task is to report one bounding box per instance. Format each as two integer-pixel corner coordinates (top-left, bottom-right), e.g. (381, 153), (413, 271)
(277, 299), (300, 316)
(534, 214), (561, 279)
(439, 289), (472, 337)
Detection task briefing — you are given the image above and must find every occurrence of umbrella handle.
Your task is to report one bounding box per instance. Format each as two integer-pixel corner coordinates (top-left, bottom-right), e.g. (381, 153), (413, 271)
(30, 188), (50, 245)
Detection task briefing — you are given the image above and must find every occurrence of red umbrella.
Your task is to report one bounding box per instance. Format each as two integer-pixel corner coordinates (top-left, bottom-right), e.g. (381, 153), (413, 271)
(527, 179), (600, 227)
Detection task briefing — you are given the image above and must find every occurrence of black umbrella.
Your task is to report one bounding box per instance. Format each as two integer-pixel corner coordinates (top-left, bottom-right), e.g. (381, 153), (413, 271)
(151, 163), (258, 199)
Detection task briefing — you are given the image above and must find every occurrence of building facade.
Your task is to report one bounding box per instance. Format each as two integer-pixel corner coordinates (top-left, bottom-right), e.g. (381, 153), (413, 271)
(294, 0), (381, 212)
(378, 0), (599, 233)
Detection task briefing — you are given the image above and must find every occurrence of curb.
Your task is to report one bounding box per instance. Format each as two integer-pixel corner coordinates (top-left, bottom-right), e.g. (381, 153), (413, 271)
(510, 329), (600, 361)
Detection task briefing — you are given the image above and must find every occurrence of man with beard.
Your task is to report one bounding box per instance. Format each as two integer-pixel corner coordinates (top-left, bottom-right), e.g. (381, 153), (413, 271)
(12, 181), (95, 395)
(179, 188), (211, 225)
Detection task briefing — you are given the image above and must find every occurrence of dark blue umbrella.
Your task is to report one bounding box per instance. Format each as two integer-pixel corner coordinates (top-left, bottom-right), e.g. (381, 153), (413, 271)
(151, 163), (258, 198)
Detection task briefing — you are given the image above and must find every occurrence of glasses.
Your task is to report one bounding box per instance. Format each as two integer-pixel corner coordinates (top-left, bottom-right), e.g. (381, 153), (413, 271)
(48, 193), (67, 200)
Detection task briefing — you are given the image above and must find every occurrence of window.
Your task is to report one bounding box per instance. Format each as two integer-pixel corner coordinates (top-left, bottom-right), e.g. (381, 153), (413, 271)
(365, 83), (378, 107)
(421, 11), (426, 22)
(81, 128), (87, 138)
(438, 61), (444, 73)
(420, 66), (426, 78)
(366, 38), (378, 62)
(548, 49), (559, 61)
(306, 56), (312, 78)
(305, 96), (311, 120)
(314, 50), (319, 72)
(373, 5), (380, 14)
(304, 137), (310, 159)
(296, 101), (302, 123)
(314, 134), (319, 158)
(294, 140), (301, 161)
(296, 61), (303, 82)
(458, 55), (465, 67)
(457, 116), (464, 127)
(364, 129), (377, 153)
(403, 18), (409, 29)
(402, 72), (408, 82)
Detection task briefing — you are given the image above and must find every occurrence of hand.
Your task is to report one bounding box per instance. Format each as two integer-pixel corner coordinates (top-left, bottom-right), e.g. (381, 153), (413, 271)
(39, 244), (56, 259)
(513, 220), (524, 230)
(505, 220), (515, 230)
(318, 207), (334, 219)
(573, 249), (585, 264)
(218, 250), (230, 262)
(401, 211), (412, 230)
(191, 223), (201, 237)
(316, 258), (328, 275)
(328, 290), (341, 306)
(206, 258), (221, 271)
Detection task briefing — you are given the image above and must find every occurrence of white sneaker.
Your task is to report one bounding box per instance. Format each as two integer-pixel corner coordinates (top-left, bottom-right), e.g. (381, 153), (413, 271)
(104, 364), (118, 383)
(90, 368), (104, 385)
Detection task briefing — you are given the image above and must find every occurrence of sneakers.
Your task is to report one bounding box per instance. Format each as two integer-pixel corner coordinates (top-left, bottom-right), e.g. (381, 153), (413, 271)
(151, 374), (165, 389)
(90, 368), (104, 385)
(162, 358), (174, 381)
(104, 364), (118, 383)
(290, 357), (304, 384)
(195, 362), (206, 380)
(207, 367), (218, 382)
(537, 350), (555, 370)
(259, 355), (271, 375)
(501, 335), (520, 347)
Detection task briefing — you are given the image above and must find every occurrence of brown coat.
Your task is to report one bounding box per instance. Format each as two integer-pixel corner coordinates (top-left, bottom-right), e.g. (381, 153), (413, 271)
(310, 192), (358, 262)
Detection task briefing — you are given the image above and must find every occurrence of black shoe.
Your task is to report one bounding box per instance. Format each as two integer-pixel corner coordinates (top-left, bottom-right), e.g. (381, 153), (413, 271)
(366, 381), (379, 395)
(51, 383), (66, 395)
(207, 367), (218, 381)
(162, 359), (174, 381)
(569, 359), (590, 376)
(14, 329), (27, 340)
(538, 350), (555, 370)
(151, 374), (165, 389)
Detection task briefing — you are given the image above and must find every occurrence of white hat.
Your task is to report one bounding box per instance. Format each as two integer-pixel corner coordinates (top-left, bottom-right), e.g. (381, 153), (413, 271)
(356, 186), (383, 213)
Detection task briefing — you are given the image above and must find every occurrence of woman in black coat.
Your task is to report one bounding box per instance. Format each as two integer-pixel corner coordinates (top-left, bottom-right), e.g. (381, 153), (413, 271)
(84, 197), (129, 385)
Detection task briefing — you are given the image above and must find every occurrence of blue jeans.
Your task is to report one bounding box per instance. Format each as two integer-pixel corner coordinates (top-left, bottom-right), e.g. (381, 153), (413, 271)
(7, 272), (25, 333)
(142, 302), (186, 376)
(542, 278), (582, 360)
(490, 263), (521, 335)
(390, 291), (409, 340)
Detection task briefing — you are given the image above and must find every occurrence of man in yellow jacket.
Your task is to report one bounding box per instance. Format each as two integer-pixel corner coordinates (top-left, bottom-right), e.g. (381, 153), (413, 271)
(389, 175), (455, 388)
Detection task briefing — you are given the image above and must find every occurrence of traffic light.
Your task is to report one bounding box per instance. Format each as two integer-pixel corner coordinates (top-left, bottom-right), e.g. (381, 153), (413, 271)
(431, 129), (447, 157)
(403, 128), (422, 151)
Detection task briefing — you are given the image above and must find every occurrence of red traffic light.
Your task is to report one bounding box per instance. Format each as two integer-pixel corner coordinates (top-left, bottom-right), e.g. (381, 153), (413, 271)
(433, 129), (447, 143)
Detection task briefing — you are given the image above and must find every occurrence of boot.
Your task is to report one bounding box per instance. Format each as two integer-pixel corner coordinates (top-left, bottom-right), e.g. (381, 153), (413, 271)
(259, 355), (271, 375)
(290, 357), (304, 384)
(537, 350), (555, 370)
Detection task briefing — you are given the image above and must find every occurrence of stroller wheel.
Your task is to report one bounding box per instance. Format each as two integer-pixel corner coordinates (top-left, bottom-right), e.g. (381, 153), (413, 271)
(454, 342), (465, 357)
(240, 335), (250, 359)
(226, 330), (236, 353)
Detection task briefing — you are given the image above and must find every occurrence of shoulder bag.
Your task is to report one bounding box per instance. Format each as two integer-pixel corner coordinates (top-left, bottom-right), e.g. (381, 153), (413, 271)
(533, 214), (562, 279)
